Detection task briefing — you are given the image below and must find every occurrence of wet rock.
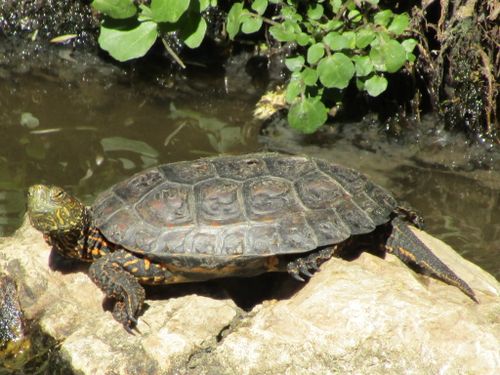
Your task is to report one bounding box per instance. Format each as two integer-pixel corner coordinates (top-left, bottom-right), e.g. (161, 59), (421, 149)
(0, 219), (240, 374)
(0, 218), (498, 374)
(0, 275), (24, 345)
(0, 274), (32, 371)
(0, 0), (98, 47)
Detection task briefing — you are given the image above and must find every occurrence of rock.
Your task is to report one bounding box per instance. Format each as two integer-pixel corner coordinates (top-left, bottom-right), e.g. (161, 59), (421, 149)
(0, 0), (98, 47)
(0, 275), (24, 346)
(0, 218), (498, 374)
(203, 229), (499, 375)
(0, 273), (32, 371)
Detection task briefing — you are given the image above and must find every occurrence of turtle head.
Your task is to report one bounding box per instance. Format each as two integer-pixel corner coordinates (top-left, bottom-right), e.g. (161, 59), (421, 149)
(27, 185), (87, 234)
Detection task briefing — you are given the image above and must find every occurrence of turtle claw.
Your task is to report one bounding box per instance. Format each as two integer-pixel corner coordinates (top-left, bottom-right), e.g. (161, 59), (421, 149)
(287, 260), (309, 282)
(287, 246), (338, 282)
(299, 266), (314, 278)
(113, 301), (142, 334)
(291, 272), (306, 282)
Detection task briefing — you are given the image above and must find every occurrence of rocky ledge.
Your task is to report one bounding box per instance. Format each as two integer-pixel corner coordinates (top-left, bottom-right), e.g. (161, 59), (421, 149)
(0, 218), (498, 374)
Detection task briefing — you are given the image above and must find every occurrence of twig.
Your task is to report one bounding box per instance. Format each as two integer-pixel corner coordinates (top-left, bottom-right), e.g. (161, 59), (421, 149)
(164, 121), (187, 147)
(161, 37), (186, 69)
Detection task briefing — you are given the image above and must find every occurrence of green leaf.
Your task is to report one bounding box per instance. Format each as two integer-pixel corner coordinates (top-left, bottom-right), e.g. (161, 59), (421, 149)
(269, 20), (298, 42)
(288, 97), (328, 134)
(91, 0), (137, 19)
(138, 4), (154, 21)
(323, 19), (343, 31)
(301, 67), (318, 86)
(356, 78), (365, 91)
(364, 75), (388, 96)
(348, 9), (361, 23)
(307, 4), (324, 20)
(323, 32), (339, 49)
(296, 32), (313, 46)
(342, 31), (356, 49)
(226, 3), (243, 39)
(101, 136), (159, 158)
(285, 78), (303, 103)
(356, 28), (376, 49)
(388, 13), (409, 35)
(180, 15), (207, 48)
(241, 15), (263, 34)
(352, 55), (373, 77)
(251, 0), (268, 15)
(324, 32), (355, 51)
(330, 0), (342, 13)
(374, 9), (393, 27)
(281, 5), (302, 22)
(307, 43), (325, 65)
(285, 56), (305, 72)
(317, 53), (355, 89)
(98, 20), (158, 62)
(369, 39), (407, 73)
(345, 1), (356, 11)
(151, 0), (190, 23)
(200, 0), (211, 11)
(401, 38), (418, 53)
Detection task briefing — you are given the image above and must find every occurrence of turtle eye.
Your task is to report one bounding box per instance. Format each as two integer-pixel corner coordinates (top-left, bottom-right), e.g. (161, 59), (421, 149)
(52, 188), (66, 200)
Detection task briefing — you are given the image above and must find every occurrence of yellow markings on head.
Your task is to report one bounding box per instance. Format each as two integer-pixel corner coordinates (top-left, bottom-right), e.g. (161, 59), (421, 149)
(131, 267), (139, 274)
(55, 207), (68, 226)
(143, 258), (151, 271)
(153, 276), (164, 283)
(91, 248), (101, 256)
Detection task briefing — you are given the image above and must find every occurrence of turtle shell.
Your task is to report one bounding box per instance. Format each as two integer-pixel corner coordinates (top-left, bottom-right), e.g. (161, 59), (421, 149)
(91, 153), (397, 262)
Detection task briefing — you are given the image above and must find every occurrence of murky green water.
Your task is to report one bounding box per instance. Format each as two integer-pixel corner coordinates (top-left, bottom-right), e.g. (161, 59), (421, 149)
(0, 50), (498, 282)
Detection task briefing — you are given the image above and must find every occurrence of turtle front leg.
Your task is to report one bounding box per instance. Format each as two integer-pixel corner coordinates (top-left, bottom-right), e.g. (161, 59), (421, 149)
(287, 246), (338, 281)
(88, 250), (146, 332)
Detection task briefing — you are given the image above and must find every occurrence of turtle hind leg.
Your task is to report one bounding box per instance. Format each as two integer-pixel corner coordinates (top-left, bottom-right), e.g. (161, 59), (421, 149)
(386, 217), (477, 302)
(287, 246), (337, 281)
(89, 250), (146, 331)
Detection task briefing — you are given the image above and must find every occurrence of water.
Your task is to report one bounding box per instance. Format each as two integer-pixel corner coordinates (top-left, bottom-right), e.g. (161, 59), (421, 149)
(0, 49), (498, 283)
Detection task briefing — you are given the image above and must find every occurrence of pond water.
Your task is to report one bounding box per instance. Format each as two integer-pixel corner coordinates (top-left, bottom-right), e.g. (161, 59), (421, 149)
(0, 48), (498, 284)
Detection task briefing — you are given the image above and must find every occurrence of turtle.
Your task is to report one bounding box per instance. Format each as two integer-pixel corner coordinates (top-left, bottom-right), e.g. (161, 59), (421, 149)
(27, 153), (477, 331)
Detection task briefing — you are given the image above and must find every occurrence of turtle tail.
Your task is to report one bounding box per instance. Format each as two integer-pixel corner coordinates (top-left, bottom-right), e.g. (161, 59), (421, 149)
(386, 217), (478, 303)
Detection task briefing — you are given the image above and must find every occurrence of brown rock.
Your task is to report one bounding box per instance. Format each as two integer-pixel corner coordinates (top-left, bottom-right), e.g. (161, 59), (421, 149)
(202, 228), (499, 374)
(0, 218), (498, 374)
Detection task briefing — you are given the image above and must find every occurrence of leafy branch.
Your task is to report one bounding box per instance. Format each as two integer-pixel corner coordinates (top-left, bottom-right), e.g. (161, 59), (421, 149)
(91, 0), (216, 64)
(227, 0), (417, 133)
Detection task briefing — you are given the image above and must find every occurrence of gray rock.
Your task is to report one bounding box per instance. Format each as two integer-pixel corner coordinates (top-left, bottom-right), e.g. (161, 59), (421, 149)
(0, 274), (24, 346)
(0, 218), (498, 374)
